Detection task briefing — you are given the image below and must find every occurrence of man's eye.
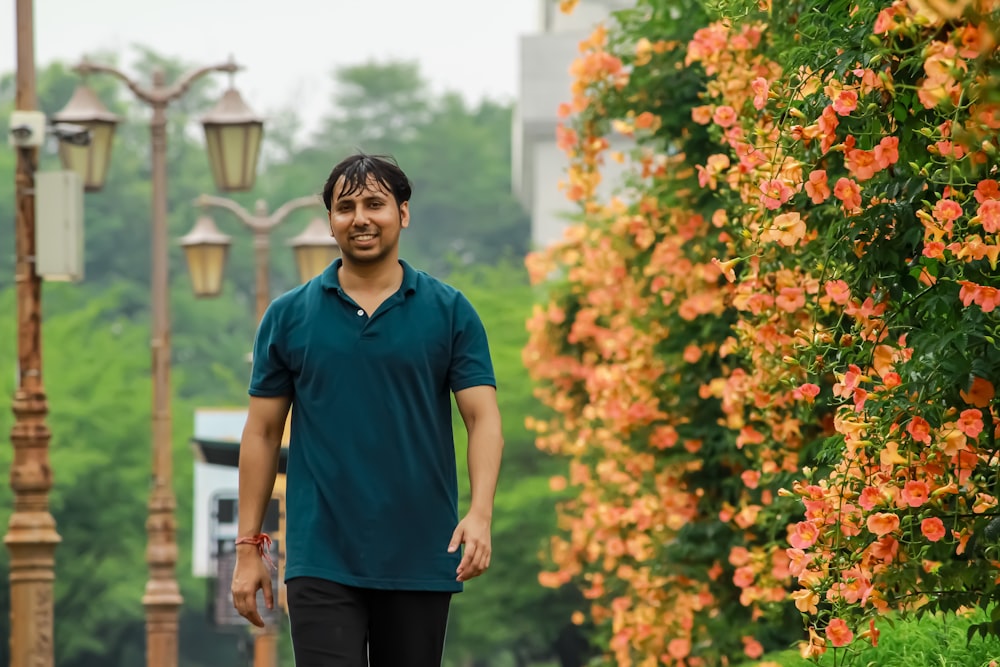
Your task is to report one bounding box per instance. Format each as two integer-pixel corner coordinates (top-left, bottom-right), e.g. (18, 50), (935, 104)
(369, 201), (383, 208)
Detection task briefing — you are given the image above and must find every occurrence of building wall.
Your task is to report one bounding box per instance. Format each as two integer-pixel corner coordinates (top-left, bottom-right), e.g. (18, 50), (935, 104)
(513, 0), (635, 250)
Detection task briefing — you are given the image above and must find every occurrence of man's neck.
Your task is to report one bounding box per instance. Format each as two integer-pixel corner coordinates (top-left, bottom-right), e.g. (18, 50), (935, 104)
(338, 257), (403, 294)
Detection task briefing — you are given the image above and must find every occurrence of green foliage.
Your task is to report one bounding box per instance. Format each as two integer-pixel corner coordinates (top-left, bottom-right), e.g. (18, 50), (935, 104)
(735, 611), (1000, 667)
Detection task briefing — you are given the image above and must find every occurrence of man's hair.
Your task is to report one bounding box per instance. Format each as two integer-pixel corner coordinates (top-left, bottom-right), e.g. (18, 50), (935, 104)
(321, 153), (413, 211)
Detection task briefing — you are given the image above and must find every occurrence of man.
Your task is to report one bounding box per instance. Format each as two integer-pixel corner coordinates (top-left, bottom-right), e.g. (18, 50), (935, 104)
(231, 153), (504, 667)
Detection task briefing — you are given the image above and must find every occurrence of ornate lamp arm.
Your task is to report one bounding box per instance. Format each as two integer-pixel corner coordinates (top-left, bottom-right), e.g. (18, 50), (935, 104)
(73, 57), (241, 106)
(73, 58), (151, 104)
(194, 194), (257, 230)
(267, 196), (324, 231)
(159, 60), (240, 105)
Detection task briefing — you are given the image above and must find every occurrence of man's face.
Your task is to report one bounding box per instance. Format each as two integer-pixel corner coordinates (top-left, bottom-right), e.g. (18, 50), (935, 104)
(328, 176), (410, 265)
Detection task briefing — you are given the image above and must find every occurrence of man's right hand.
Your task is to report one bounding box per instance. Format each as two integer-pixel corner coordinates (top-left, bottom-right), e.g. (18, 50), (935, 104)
(231, 546), (273, 627)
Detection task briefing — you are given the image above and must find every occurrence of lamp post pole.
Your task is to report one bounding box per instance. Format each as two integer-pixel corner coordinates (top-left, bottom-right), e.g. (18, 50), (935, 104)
(6, 1), (61, 666)
(194, 195), (322, 322)
(71, 58), (242, 667)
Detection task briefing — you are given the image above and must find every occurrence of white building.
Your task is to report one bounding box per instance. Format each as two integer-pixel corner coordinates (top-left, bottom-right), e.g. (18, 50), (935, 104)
(512, 0), (635, 250)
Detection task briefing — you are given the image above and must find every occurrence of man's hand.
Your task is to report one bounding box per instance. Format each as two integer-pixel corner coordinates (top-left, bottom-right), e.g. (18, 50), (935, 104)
(231, 546), (273, 627)
(448, 510), (492, 582)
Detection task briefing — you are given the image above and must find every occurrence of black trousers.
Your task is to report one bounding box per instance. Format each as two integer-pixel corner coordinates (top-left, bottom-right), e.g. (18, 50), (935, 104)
(286, 577), (453, 667)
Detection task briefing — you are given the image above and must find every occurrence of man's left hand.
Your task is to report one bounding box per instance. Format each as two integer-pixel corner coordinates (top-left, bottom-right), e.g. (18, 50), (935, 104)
(448, 510), (492, 582)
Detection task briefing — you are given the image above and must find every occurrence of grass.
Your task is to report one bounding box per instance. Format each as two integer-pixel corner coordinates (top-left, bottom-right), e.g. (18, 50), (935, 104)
(734, 611), (1000, 667)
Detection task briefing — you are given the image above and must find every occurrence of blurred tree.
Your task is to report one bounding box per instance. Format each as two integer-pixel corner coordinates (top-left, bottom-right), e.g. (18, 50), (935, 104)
(312, 60), (430, 152)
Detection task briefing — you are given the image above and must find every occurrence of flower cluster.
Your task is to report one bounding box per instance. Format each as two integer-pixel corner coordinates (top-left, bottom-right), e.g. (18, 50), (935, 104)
(526, 0), (1000, 664)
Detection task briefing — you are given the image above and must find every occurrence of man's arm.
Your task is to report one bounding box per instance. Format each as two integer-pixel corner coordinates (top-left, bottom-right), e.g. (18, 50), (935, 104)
(449, 385), (504, 581)
(237, 395), (292, 540)
(456, 385), (504, 517)
(232, 394), (291, 627)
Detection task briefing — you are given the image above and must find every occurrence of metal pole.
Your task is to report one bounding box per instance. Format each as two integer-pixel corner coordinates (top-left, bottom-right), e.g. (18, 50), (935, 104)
(6, 1), (61, 666)
(70, 59), (239, 667)
(253, 223), (271, 324)
(252, 628), (278, 667)
(143, 75), (184, 667)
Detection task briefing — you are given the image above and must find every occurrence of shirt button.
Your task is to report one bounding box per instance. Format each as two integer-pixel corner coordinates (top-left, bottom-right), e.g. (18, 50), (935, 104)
(357, 309), (364, 316)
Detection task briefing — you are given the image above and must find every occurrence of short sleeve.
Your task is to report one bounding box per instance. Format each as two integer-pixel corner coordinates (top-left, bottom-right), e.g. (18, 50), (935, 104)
(248, 302), (294, 397)
(448, 292), (497, 393)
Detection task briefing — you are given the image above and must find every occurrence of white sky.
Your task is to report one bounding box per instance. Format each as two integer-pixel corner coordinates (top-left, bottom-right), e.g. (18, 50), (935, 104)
(2, 0), (542, 134)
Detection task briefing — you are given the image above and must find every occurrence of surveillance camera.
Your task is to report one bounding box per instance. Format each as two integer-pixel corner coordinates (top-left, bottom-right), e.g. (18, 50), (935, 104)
(50, 123), (92, 147)
(10, 125), (33, 141)
(8, 111), (46, 147)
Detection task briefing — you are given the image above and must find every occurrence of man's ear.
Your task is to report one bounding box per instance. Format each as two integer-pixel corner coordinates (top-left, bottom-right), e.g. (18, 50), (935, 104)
(399, 201), (410, 229)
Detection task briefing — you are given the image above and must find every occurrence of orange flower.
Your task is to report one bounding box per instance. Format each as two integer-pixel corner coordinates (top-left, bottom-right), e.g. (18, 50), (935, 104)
(691, 105), (713, 124)
(634, 37), (653, 67)
(933, 198), (963, 224)
(907, 416), (932, 444)
(825, 618), (854, 647)
(901, 480), (930, 508)
(957, 408), (984, 438)
(974, 199), (1000, 233)
(805, 169), (832, 203)
(834, 177), (862, 212)
(743, 636), (765, 659)
(860, 619), (880, 647)
(832, 90), (859, 115)
(713, 105), (738, 127)
(776, 286), (806, 312)
(751, 76), (770, 110)
(763, 212), (807, 246)
(792, 588), (820, 614)
(867, 512), (900, 536)
(760, 179), (794, 210)
(556, 123), (579, 152)
(975, 179), (999, 203)
(667, 637), (691, 660)
(711, 257), (739, 282)
(824, 279), (851, 305)
(789, 520), (820, 548)
(859, 487), (884, 511)
(846, 148), (878, 181)
(874, 136), (900, 168)
(921, 517), (947, 542)
(801, 627), (827, 659)
(795, 383), (821, 403)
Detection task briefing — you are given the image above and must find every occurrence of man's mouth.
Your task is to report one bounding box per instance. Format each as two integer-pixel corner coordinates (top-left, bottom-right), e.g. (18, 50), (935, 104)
(352, 233), (377, 241)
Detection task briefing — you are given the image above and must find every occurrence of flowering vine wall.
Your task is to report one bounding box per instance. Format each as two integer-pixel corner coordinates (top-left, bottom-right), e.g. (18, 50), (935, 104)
(525, 0), (1000, 664)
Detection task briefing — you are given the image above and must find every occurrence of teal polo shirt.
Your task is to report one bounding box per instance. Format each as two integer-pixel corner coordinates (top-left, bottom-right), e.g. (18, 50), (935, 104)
(248, 259), (496, 592)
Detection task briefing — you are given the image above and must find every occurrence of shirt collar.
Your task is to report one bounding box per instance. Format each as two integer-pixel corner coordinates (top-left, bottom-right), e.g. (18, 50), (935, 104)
(319, 258), (418, 295)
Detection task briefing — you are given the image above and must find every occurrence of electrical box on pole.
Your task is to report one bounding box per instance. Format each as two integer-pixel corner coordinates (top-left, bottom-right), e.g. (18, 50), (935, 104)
(34, 170), (84, 282)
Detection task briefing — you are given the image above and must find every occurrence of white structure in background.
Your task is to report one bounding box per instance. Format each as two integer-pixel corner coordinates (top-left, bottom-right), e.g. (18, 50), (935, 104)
(191, 408), (248, 578)
(513, 0), (636, 250)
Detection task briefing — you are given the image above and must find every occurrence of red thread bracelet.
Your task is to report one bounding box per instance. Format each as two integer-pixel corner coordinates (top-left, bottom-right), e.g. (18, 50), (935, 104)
(235, 533), (276, 570)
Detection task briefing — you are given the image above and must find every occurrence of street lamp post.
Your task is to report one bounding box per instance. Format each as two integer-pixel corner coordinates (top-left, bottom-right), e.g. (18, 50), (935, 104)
(52, 58), (263, 667)
(179, 195), (337, 667)
(6, 2), (61, 667)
